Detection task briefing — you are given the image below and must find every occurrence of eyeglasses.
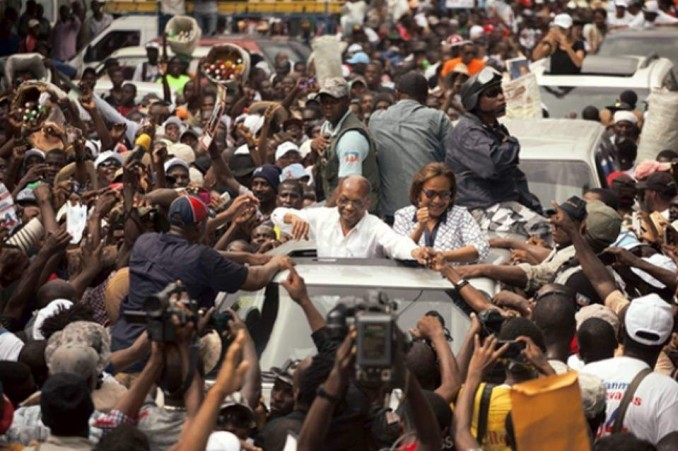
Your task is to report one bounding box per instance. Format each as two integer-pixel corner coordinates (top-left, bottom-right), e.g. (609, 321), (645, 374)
(337, 196), (365, 209)
(481, 86), (503, 98)
(422, 189), (452, 201)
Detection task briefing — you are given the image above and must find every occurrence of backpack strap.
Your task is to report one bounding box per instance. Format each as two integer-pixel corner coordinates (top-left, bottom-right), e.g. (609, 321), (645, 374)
(476, 383), (495, 445)
(612, 367), (652, 434)
(142, 62), (148, 82)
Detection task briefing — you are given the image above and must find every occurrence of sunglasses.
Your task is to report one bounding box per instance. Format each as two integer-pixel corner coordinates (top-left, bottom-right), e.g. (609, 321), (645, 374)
(422, 189), (452, 201)
(482, 86), (503, 98)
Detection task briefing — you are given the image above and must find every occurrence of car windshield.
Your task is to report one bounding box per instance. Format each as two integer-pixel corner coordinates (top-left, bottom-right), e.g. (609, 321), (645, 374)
(259, 41), (310, 67)
(520, 159), (597, 209)
(598, 36), (678, 64)
(540, 86), (649, 119)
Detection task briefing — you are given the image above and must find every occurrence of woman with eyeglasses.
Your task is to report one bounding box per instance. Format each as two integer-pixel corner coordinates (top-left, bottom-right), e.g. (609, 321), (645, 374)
(393, 162), (489, 265)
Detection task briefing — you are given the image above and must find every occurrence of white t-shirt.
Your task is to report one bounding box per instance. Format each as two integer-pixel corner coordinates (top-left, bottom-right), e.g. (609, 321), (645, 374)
(628, 11), (678, 29)
(582, 356), (678, 444)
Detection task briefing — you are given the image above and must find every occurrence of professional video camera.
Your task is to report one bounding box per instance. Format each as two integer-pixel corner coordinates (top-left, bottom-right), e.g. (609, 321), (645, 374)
(125, 282), (199, 342)
(326, 291), (410, 388)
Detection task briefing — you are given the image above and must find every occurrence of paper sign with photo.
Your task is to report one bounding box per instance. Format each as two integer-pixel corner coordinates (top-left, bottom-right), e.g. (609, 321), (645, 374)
(506, 57), (531, 81)
(200, 84), (228, 150)
(0, 183), (20, 231)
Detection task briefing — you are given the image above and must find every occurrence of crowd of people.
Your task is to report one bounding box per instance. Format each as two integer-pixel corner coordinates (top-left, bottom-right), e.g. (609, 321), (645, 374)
(0, 0), (677, 450)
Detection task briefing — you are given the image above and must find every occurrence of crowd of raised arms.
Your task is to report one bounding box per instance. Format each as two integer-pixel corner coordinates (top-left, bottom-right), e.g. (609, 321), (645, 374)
(0, 0), (677, 450)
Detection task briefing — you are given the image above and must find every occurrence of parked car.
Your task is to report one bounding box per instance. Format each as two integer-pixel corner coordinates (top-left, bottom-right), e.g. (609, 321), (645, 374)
(597, 28), (678, 67)
(93, 79), (165, 104)
(531, 55), (675, 118)
(505, 118), (606, 209)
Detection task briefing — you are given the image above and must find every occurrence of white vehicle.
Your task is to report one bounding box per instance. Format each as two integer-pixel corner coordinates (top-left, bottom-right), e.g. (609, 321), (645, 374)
(93, 79), (165, 104)
(68, 15), (158, 77)
(531, 55), (675, 118)
(506, 118), (606, 209)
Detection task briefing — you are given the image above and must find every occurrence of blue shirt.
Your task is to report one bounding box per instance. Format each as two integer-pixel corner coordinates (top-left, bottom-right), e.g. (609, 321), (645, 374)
(111, 233), (248, 359)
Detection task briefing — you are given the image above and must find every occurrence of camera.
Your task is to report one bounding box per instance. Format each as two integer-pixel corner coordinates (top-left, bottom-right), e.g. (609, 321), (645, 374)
(477, 309), (505, 337)
(326, 292), (408, 387)
(496, 340), (526, 360)
(125, 282), (199, 342)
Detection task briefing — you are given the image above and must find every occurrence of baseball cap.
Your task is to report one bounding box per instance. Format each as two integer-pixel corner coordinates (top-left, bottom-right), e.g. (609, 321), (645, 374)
(613, 110), (638, 125)
(625, 293), (674, 346)
(207, 431), (241, 451)
(275, 141), (301, 161)
(347, 51), (370, 65)
(48, 344), (99, 381)
(252, 164), (281, 192)
(636, 172), (677, 196)
(552, 13), (573, 29)
(168, 142), (196, 164)
(577, 373), (607, 420)
(347, 43), (363, 54)
(614, 0), (628, 7)
(168, 195), (214, 226)
(164, 157), (190, 173)
(585, 200), (622, 248)
(271, 358), (300, 385)
(559, 196), (588, 222)
(28, 19), (40, 28)
(319, 77), (349, 99)
(94, 150), (123, 169)
(145, 41), (160, 50)
(40, 373), (94, 435)
(575, 304), (620, 334)
(24, 148), (45, 161)
(279, 163), (310, 182)
(643, 0), (659, 13)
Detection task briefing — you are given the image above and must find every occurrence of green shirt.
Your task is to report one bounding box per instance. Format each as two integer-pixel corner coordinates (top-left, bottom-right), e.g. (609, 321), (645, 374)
(158, 74), (191, 96)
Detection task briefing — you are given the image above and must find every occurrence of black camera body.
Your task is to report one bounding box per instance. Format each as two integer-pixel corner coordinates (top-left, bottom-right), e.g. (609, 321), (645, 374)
(125, 283), (199, 342)
(326, 292), (405, 387)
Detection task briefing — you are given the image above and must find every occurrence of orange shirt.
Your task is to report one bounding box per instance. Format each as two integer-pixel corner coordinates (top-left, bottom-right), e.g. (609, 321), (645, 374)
(441, 57), (486, 77)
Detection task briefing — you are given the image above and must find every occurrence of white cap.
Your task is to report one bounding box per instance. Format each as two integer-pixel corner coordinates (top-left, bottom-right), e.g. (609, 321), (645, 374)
(625, 294), (674, 346)
(33, 299), (73, 340)
(347, 43), (363, 54)
(298, 139), (312, 159)
(275, 141), (301, 161)
(242, 114), (265, 136)
(469, 25), (484, 40)
(164, 157), (190, 173)
(643, 0), (659, 12)
(279, 163), (310, 182)
(206, 431), (240, 451)
(614, 0), (628, 8)
(552, 13), (573, 29)
(94, 150), (123, 169)
(168, 142), (196, 164)
(25, 148), (45, 161)
(613, 110), (638, 125)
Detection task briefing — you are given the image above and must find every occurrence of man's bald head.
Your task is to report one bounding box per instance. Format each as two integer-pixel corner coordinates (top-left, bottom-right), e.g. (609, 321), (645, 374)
(37, 280), (76, 309)
(339, 175), (371, 198)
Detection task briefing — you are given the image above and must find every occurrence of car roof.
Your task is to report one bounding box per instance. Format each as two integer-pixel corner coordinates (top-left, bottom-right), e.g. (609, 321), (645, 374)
(604, 28), (678, 39)
(503, 118), (604, 161)
(531, 55), (673, 88)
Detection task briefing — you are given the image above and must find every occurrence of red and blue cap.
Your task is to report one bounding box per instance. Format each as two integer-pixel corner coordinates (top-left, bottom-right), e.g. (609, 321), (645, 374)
(168, 195), (214, 226)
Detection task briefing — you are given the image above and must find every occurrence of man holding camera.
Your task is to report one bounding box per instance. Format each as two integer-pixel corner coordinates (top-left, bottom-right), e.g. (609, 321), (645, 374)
(111, 195), (294, 359)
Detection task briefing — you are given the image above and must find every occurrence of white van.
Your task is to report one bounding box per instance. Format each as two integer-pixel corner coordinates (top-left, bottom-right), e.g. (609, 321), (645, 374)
(68, 14), (158, 77)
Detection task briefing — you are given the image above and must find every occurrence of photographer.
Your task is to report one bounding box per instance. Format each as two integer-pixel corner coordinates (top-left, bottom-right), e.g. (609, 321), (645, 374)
(111, 195), (294, 369)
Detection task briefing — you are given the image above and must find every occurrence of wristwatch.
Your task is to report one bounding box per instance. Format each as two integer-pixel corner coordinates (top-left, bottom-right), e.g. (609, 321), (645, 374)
(453, 278), (470, 290)
(316, 384), (341, 404)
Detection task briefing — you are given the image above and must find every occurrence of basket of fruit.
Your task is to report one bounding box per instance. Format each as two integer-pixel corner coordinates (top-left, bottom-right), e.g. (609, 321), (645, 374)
(200, 44), (251, 89)
(10, 81), (60, 131)
(165, 15), (202, 56)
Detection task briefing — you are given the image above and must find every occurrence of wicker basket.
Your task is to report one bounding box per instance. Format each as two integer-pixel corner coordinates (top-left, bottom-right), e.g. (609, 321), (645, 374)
(165, 15), (202, 56)
(3, 54), (51, 87)
(200, 44), (251, 90)
(11, 81), (60, 130)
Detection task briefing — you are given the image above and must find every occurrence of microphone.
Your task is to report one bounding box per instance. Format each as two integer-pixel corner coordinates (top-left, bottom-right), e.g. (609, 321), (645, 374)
(130, 133), (152, 161)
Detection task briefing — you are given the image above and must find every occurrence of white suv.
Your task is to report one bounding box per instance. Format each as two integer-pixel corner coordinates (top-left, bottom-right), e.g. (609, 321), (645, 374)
(531, 55), (675, 118)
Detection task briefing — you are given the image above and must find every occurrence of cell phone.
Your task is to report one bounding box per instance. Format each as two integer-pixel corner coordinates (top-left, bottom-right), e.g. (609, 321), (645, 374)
(300, 77), (315, 89)
(496, 340), (526, 360)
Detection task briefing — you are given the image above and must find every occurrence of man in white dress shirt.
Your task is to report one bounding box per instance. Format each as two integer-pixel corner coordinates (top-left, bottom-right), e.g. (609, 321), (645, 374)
(271, 175), (434, 263)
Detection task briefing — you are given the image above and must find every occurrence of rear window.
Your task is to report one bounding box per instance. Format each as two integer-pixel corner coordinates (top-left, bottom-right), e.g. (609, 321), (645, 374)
(598, 36), (678, 65)
(540, 86), (650, 119)
(520, 159), (597, 209)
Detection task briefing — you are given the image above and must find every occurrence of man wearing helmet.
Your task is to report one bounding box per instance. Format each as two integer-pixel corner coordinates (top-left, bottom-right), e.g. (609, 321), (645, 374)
(445, 67), (547, 239)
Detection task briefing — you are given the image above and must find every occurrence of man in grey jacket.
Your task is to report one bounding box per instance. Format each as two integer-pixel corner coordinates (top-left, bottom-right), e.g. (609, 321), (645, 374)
(370, 71), (454, 223)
